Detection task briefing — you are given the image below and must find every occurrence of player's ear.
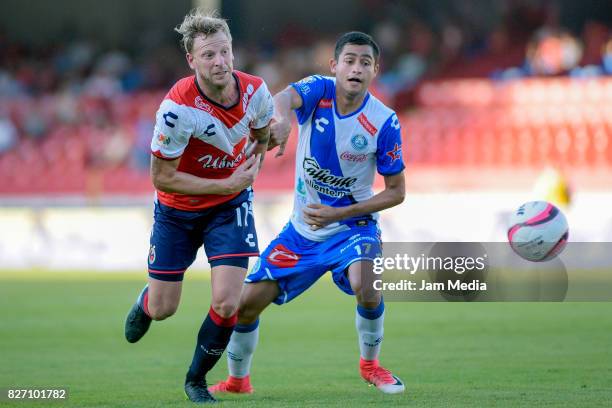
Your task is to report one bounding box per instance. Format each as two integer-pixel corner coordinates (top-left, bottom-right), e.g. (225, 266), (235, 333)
(329, 58), (337, 74)
(373, 61), (380, 76)
(186, 53), (195, 70)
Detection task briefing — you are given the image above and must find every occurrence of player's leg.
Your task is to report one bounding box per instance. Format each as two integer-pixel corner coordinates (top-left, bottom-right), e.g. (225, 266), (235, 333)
(209, 280), (279, 394)
(144, 277), (182, 320)
(185, 260), (248, 387)
(124, 202), (198, 343)
(184, 189), (260, 403)
(347, 261), (405, 394)
(211, 222), (325, 394)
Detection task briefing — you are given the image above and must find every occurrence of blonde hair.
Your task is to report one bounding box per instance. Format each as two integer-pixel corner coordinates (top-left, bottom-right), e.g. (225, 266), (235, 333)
(175, 9), (232, 53)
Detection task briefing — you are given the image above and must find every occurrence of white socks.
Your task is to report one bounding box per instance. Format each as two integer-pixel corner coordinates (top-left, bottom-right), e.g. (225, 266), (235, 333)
(356, 301), (385, 361)
(226, 320), (259, 378)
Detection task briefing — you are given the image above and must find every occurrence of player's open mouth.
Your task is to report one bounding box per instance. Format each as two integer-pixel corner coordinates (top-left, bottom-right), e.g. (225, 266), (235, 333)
(348, 78), (362, 83)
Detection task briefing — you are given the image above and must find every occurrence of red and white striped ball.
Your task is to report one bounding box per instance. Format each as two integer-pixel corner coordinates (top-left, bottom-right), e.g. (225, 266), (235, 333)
(507, 201), (569, 262)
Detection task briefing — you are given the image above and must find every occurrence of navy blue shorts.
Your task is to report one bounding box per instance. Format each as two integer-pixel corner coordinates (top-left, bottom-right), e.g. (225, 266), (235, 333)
(147, 188), (259, 282)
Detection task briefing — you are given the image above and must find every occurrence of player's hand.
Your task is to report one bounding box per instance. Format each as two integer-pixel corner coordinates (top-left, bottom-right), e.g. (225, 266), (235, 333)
(224, 154), (261, 193)
(268, 118), (291, 158)
(303, 203), (345, 230)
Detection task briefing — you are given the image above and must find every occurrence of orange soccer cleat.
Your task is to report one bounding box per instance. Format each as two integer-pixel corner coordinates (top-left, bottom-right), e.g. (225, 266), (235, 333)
(209, 375), (254, 394)
(360, 358), (405, 394)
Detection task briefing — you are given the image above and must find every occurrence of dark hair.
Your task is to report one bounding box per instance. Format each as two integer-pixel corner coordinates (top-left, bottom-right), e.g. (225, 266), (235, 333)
(334, 31), (380, 61)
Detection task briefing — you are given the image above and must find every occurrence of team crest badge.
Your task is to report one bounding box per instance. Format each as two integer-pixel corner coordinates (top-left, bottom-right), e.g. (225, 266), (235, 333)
(148, 245), (156, 264)
(351, 134), (368, 151)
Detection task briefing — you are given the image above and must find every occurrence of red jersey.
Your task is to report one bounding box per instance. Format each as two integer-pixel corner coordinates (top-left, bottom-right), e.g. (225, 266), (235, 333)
(151, 71), (273, 211)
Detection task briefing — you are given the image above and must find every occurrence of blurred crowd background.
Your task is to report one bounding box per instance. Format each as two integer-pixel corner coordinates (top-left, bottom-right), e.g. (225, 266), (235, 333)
(0, 0), (611, 197)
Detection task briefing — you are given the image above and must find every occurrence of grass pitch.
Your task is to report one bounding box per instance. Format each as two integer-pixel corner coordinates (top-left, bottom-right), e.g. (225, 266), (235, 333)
(0, 271), (611, 407)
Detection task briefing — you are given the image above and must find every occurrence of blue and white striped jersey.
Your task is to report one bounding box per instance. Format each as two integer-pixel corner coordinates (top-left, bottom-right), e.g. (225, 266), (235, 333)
(289, 75), (405, 241)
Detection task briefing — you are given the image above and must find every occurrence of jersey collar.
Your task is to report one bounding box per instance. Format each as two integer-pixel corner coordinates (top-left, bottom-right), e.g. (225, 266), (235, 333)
(333, 92), (370, 120)
(194, 73), (241, 111)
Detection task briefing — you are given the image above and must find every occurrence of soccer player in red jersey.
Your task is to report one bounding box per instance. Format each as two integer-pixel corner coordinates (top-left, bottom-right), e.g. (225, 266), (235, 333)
(123, 9), (274, 404)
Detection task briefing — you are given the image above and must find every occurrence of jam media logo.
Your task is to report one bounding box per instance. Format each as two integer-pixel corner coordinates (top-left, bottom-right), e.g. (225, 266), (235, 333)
(351, 134), (368, 151)
(194, 96), (213, 113)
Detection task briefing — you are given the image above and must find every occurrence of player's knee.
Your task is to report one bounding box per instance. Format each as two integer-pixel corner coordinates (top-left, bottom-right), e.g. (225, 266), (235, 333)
(356, 291), (382, 310)
(147, 302), (178, 321)
(237, 303), (261, 325)
(211, 300), (239, 319)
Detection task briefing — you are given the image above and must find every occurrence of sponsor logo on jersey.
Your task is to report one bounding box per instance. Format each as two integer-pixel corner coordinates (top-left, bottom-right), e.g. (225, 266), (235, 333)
(358, 113), (377, 136)
(340, 151), (368, 162)
(303, 157), (357, 197)
(242, 83), (255, 111)
(303, 158), (357, 188)
(267, 243), (300, 267)
(194, 96), (213, 113)
(297, 177), (306, 195)
(351, 134), (368, 151)
(157, 134), (171, 146)
(297, 76), (317, 84)
(318, 98), (332, 108)
(295, 76), (317, 95)
(385, 143), (402, 162)
(198, 151), (244, 169)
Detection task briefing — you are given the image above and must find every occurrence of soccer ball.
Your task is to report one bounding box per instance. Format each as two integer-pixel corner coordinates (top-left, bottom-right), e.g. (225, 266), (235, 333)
(507, 201), (569, 262)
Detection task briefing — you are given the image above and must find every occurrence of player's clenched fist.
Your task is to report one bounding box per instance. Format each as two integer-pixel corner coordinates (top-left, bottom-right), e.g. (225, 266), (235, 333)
(268, 119), (291, 157)
(224, 154), (261, 194)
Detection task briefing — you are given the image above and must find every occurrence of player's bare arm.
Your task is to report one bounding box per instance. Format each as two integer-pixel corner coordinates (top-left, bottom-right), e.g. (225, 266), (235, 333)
(302, 171), (405, 229)
(248, 125), (271, 165)
(151, 153), (261, 196)
(268, 86), (303, 157)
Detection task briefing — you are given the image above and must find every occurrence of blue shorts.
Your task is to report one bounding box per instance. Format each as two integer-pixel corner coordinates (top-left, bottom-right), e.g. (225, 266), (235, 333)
(246, 221), (381, 304)
(148, 188), (259, 282)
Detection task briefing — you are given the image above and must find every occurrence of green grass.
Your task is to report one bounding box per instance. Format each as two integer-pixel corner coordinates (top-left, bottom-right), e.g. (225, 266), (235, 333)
(0, 271), (611, 407)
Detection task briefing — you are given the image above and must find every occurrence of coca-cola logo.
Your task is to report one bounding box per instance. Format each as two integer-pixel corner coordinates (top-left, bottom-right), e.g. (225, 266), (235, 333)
(340, 151), (368, 162)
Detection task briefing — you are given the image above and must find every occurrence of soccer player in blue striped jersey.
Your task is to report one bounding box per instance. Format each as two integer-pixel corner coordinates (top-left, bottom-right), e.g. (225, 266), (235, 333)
(211, 31), (406, 395)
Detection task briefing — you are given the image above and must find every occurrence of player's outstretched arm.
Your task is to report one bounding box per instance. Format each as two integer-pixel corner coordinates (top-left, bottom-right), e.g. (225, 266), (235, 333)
(303, 172), (405, 230)
(151, 154), (261, 196)
(268, 86), (303, 157)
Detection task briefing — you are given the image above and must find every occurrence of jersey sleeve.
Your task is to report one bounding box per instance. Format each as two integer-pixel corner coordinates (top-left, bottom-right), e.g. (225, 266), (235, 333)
(250, 82), (274, 130)
(376, 113), (405, 175)
(151, 99), (193, 160)
(290, 75), (329, 124)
